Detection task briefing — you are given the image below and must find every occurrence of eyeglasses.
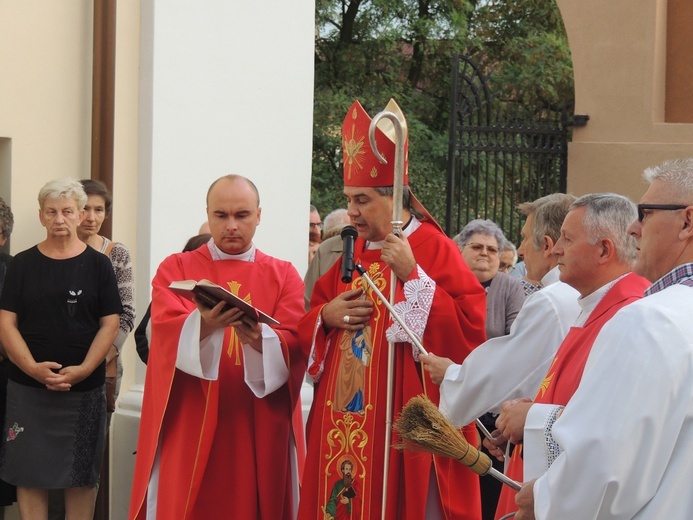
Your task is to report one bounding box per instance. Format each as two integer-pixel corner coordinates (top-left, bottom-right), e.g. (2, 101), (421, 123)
(637, 204), (688, 222)
(499, 264), (515, 274)
(310, 222), (323, 229)
(464, 242), (499, 255)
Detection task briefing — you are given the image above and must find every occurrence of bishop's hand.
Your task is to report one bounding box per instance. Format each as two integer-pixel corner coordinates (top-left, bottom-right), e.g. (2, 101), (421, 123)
(321, 288), (373, 331)
(381, 232), (416, 281)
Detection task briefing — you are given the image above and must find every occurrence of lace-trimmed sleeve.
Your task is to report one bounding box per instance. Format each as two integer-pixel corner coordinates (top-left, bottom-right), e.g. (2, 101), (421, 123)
(385, 265), (435, 361)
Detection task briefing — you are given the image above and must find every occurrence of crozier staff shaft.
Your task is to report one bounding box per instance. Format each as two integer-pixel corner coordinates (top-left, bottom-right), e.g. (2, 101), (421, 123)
(368, 109), (405, 520)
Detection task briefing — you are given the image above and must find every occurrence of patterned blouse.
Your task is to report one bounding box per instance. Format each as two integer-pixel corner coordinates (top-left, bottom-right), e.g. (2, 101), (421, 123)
(101, 237), (135, 352)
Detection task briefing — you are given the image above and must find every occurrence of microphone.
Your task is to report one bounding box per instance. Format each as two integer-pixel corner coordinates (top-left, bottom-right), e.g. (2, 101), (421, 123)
(341, 225), (358, 283)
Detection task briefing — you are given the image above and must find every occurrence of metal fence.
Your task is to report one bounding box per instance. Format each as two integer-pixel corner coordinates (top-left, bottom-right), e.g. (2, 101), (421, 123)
(445, 53), (578, 245)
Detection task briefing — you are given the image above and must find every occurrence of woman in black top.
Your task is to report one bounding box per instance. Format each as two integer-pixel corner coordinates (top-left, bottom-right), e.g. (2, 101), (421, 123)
(0, 179), (121, 520)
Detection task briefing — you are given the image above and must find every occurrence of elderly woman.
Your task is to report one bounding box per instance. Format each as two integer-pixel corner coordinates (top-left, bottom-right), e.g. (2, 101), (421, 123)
(77, 179), (134, 412)
(454, 219), (525, 338)
(0, 179), (122, 519)
(454, 219), (526, 520)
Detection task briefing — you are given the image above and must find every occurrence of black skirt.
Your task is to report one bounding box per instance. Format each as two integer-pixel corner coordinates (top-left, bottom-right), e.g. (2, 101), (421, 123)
(0, 361), (15, 505)
(0, 380), (106, 489)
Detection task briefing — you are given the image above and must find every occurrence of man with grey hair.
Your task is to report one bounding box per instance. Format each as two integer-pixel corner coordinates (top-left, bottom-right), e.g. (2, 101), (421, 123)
(517, 195), (573, 296)
(488, 193), (650, 518)
(421, 193), (579, 399)
(515, 159), (693, 519)
(322, 208), (351, 240)
(421, 192), (577, 518)
(499, 241), (518, 275)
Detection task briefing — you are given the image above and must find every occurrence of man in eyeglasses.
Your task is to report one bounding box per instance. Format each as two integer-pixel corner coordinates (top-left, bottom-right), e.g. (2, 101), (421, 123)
(308, 204), (322, 263)
(499, 242), (518, 275)
(421, 193), (580, 519)
(513, 157), (693, 520)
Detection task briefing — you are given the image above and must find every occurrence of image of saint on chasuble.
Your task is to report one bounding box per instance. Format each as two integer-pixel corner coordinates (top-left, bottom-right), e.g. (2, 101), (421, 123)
(309, 259), (401, 520)
(299, 99), (486, 520)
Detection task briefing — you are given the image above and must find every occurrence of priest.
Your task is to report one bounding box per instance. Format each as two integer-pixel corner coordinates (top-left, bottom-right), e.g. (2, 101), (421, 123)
(129, 175), (306, 520)
(298, 100), (487, 519)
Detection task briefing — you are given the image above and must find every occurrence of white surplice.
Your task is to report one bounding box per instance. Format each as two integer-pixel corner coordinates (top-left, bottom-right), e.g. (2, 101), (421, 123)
(440, 266), (581, 427)
(533, 283), (693, 519)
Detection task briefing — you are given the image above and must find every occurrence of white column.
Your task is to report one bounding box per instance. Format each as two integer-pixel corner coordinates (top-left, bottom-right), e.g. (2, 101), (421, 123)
(111, 2), (315, 517)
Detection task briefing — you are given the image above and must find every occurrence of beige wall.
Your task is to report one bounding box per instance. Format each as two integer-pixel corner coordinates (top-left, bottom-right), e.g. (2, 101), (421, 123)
(0, 0), (141, 398)
(557, 0), (693, 202)
(0, 1), (95, 250)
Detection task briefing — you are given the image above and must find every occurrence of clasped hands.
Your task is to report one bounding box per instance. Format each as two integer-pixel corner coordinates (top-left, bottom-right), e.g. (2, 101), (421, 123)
(35, 361), (90, 391)
(197, 299), (262, 351)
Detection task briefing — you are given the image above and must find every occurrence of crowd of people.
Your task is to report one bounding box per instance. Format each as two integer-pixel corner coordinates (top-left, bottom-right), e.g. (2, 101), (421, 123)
(0, 99), (691, 520)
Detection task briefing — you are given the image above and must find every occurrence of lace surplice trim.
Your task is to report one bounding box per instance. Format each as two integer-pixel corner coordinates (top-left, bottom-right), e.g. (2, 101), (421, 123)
(385, 265), (435, 361)
(543, 405), (565, 470)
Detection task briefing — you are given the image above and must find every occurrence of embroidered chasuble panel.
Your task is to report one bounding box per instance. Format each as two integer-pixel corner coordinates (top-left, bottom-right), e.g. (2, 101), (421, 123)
(318, 263), (389, 517)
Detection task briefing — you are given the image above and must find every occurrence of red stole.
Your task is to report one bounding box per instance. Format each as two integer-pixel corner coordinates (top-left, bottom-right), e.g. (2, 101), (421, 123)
(298, 221), (487, 520)
(128, 246), (306, 520)
(495, 273), (650, 519)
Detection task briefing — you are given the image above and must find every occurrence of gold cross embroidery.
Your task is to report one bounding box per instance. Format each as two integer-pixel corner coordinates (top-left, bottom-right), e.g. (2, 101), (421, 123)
(225, 281), (254, 366)
(537, 357), (558, 398)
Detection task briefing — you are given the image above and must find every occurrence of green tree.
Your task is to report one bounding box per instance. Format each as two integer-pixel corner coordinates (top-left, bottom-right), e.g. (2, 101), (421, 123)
(311, 0), (574, 227)
(467, 0), (574, 105)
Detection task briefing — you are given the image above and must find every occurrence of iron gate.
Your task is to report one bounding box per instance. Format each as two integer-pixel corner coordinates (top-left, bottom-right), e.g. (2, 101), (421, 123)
(445, 53), (579, 245)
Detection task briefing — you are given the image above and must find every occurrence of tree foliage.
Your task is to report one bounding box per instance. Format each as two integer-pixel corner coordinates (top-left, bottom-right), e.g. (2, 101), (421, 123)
(311, 0), (574, 226)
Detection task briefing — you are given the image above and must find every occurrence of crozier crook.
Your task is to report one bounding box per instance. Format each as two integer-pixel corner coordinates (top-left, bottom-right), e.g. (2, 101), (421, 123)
(368, 108), (406, 520)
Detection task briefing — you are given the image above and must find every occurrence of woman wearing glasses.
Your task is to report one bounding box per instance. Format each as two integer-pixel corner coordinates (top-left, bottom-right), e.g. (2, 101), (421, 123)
(453, 219), (526, 520)
(454, 220), (525, 339)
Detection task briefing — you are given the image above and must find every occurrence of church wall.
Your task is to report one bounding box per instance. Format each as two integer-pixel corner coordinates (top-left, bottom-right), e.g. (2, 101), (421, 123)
(557, 0), (693, 202)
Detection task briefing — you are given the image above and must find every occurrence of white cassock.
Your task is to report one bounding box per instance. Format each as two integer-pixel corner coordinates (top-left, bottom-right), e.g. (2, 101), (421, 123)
(533, 283), (693, 519)
(440, 266), (581, 427)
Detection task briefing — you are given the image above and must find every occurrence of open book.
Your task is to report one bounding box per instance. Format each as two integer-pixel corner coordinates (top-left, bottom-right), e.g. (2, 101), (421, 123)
(168, 279), (279, 325)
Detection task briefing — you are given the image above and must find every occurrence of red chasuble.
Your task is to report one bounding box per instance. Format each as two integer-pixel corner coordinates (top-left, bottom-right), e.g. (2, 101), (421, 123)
(298, 221), (487, 520)
(494, 272), (650, 519)
(129, 245), (306, 520)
